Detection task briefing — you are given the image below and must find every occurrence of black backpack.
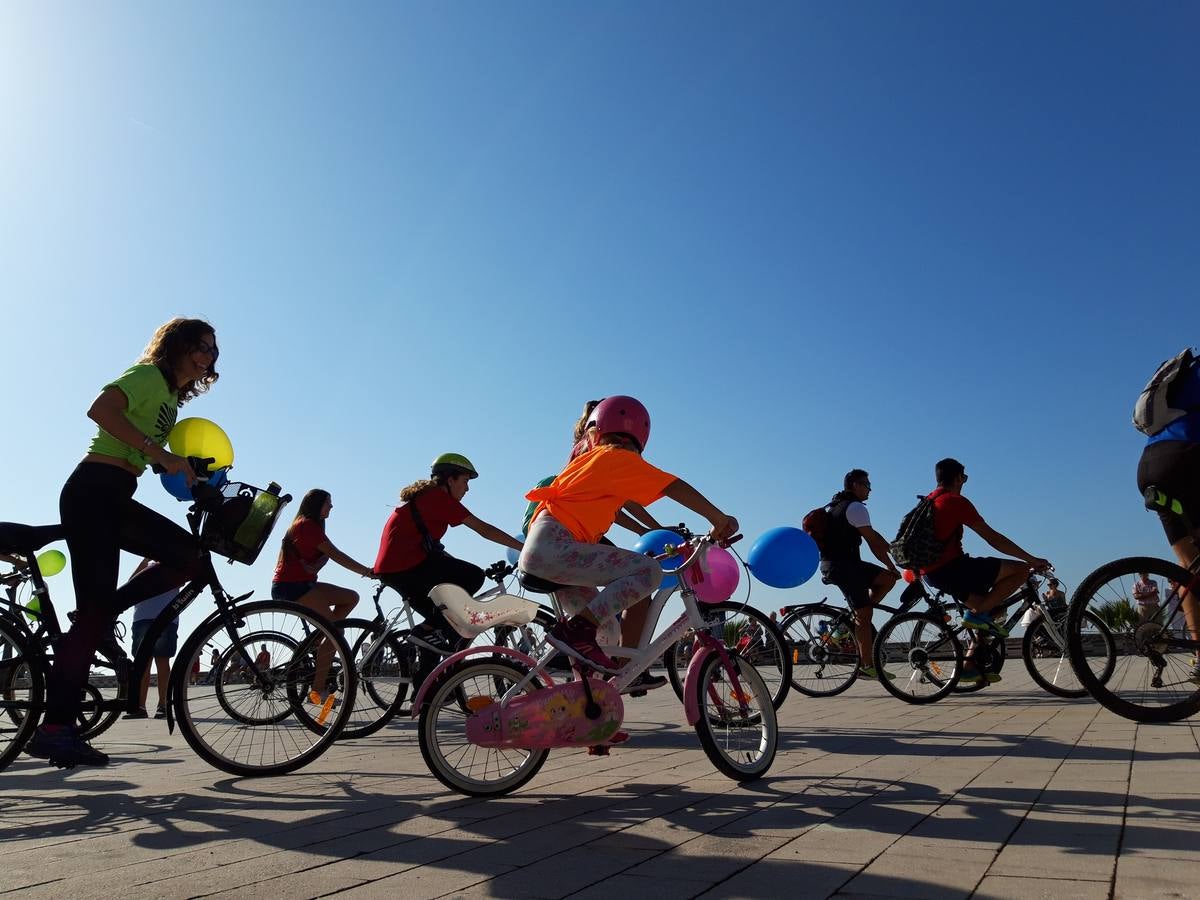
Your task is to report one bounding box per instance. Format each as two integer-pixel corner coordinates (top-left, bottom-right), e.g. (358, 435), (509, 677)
(1133, 348), (1198, 436)
(889, 495), (945, 570)
(803, 498), (860, 560)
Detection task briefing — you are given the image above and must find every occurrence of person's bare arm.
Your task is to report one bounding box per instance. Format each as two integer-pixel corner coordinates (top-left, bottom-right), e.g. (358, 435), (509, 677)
(858, 526), (900, 575)
(88, 387), (193, 481)
(622, 501), (663, 532)
(463, 515), (524, 552)
(316, 540), (375, 578)
(614, 510), (649, 536)
(969, 520), (1049, 569)
(660, 479), (738, 541)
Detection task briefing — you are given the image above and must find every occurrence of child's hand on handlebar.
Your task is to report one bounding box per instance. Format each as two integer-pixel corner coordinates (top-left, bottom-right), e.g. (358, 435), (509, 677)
(707, 515), (739, 543)
(156, 451), (196, 485)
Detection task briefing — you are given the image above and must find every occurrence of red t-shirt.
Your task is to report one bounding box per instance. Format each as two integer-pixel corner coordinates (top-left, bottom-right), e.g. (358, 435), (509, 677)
(273, 518), (329, 583)
(922, 487), (983, 573)
(375, 488), (471, 574)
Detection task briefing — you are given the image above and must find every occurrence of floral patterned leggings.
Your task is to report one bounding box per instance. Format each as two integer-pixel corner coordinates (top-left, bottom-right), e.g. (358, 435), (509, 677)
(520, 515), (663, 647)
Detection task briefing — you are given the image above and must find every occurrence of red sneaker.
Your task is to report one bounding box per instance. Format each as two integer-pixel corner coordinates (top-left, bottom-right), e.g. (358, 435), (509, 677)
(547, 616), (620, 672)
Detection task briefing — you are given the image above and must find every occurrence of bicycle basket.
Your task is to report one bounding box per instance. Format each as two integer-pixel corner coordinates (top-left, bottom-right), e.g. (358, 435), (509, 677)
(198, 481), (291, 566)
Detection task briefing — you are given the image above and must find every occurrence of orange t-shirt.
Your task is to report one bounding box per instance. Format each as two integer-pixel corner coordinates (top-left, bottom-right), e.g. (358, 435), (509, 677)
(525, 444), (676, 543)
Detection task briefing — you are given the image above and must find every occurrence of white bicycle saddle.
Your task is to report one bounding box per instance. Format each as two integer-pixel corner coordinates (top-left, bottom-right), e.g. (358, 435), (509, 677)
(428, 583), (540, 638)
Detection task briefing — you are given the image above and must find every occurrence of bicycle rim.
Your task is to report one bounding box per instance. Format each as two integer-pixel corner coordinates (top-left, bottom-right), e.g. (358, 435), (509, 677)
(0, 620), (43, 771)
(173, 601), (357, 776)
(874, 612), (961, 703)
(1067, 556), (1200, 723)
(781, 605), (859, 697)
(418, 659), (548, 796)
(1023, 611), (1114, 699)
(693, 653), (777, 781)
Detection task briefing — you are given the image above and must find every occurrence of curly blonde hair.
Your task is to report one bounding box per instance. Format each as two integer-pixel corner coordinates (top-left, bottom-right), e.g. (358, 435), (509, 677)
(138, 318), (219, 404)
(572, 399), (602, 442)
(399, 479), (440, 502)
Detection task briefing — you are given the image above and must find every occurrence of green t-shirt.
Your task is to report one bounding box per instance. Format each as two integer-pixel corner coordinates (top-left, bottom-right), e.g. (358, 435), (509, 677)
(87, 364), (179, 473)
(522, 475), (556, 534)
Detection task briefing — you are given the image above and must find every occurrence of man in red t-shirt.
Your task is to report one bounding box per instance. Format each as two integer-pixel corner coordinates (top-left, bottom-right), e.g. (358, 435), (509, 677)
(921, 458), (1050, 656)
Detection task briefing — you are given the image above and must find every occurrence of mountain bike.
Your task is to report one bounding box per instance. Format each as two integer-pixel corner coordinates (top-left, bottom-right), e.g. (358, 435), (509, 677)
(412, 532), (778, 797)
(0, 543), (129, 741)
(1065, 486), (1200, 722)
(0, 469), (357, 775)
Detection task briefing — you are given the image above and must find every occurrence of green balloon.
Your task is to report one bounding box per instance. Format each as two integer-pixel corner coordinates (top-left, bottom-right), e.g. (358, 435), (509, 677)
(24, 596), (41, 620)
(36, 549), (66, 578)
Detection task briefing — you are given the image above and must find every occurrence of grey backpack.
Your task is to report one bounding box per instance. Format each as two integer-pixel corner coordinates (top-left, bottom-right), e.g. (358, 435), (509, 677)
(1133, 348), (1197, 436)
(889, 495), (945, 570)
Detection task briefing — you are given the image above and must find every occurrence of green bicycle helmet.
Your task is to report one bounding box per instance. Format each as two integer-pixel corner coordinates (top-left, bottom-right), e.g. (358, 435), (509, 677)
(431, 452), (478, 479)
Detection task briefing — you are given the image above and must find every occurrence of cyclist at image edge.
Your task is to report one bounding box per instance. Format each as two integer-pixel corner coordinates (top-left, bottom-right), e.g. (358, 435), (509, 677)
(817, 469), (901, 680)
(1136, 351), (1200, 676)
(28, 318), (218, 768)
(918, 457), (1051, 685)
(521, 395), (738, 674)
(374, 454), (523, 671)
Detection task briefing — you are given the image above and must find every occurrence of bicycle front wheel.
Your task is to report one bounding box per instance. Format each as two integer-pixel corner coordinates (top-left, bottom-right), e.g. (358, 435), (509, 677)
(665, 602), (791, 709)
(1023, 610), (1115, 699)
(1067, 556), (1200, 723)
(693, 653), (777, 782)
(172, 601), (357, 776)
(0, 620), (43, 772)
(874, 612), (962, 703)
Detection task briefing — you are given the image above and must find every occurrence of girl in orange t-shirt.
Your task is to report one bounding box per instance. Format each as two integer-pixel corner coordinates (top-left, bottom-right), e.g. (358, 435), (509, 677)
(521, 396), (738, 672)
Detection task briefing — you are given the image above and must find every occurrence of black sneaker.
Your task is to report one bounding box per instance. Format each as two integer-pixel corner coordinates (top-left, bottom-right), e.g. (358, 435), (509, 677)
(154, 704), (167, 719)
(408, 624), (464, 656)
(123, 707), (148, 720)
(25, 725), (109, 768)
(621, 671), (668, 696)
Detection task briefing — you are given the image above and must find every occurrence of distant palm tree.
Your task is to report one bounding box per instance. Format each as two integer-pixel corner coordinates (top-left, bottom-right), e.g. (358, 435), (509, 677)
(1093, 597), (1138, 631)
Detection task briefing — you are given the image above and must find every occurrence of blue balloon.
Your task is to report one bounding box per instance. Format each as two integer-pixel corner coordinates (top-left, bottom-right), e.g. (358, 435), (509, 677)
(159, 470), (193, 502)
(746, 526), (819, 589)
(634, 528), (688, 589)
(506, 534), (525, 566)
(208, 467), (230, 490)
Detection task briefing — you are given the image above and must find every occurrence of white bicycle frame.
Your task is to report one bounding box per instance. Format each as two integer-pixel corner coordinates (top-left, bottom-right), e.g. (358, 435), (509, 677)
(500, 538), (723, 703)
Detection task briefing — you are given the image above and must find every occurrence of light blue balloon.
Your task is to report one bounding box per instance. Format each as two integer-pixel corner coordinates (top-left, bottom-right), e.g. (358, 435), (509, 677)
(746, 526), (819, 589)
(634, 528), (687, 589)
(506, 534), (525, 566)
(159, 470), (193, 502)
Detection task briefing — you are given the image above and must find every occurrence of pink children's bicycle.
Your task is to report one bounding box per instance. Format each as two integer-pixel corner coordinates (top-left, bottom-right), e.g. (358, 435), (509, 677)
(410, 531), (779, 796)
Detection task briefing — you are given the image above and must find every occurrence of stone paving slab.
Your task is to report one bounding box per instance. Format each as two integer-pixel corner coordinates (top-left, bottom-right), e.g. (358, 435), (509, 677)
(2, 669), (1198, 899)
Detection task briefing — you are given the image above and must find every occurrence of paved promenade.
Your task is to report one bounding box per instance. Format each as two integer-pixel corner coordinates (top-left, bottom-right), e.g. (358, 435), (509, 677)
(1, 668), (1197, 899)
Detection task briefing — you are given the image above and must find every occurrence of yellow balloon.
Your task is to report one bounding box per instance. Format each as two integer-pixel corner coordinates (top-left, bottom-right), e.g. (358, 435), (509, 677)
(169, 417), (234, 470)
(35, 549), (66, 578)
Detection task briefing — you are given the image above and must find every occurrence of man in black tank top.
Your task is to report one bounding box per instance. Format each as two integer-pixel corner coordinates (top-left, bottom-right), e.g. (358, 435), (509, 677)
(818, 470), (902, 679)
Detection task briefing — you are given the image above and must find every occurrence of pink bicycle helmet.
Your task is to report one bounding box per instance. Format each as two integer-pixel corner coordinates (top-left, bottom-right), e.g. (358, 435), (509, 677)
(587, 395), (651, 451)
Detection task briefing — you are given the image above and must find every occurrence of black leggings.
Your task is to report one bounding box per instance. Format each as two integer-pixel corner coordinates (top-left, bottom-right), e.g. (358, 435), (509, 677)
(46, 462), (204, 726)
(1137, 441), (1200, 544)
(379, 553), (485, 631)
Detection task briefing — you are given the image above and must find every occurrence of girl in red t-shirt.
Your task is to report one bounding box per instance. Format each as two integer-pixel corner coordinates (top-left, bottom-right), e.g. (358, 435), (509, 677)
(521, 396), (738, 672)
(272, 489), (375, 703)
(374, 454), (524, 659)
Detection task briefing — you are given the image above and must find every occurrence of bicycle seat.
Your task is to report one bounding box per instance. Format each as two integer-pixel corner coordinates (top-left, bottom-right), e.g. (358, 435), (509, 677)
(428, 583), (540, 638)
(517, 571), (566, 595)
(0, 522), (66, 556)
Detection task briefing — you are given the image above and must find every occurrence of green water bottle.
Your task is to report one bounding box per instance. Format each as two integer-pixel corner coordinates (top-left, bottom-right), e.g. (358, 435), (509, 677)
(233, 482), (282, 548)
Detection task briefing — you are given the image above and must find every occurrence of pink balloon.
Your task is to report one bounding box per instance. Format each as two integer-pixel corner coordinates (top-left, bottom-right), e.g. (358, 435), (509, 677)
(683, 545), (741, 604)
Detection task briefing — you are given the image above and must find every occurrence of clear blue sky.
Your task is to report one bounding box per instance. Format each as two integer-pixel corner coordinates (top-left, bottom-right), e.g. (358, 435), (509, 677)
(2, 2), (1197, 642)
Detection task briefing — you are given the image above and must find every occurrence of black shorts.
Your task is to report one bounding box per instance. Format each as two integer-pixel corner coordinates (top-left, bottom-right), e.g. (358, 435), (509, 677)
(820, 560), (885, 610)
(924, 555), (1003, 604)
(271, 581), (316, 603)
(1137, 440), (1200, 544)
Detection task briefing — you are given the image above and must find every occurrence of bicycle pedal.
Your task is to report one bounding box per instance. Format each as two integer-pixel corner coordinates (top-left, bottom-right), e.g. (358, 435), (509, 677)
(629, 690), (647, 698)
(316, 694), (337, 726)
(48, 757), (77, 771)
(587, 744), (610, 756)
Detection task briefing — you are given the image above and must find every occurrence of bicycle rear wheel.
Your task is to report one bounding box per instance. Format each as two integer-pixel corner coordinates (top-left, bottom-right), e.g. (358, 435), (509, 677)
(693, 653), (777, 782)
(1067, 556), (1200, 723)
(1023, 610), (1115, 699)
(172, 601), (357, 776)
(0, 619), (43, 772)
(874, 612), (962, 703)
(779, 604), (860, 697)
(664, 602), (791, 709)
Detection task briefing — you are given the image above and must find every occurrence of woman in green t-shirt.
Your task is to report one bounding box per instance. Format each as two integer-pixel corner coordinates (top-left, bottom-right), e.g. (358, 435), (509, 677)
(27, 318), (219, 769)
